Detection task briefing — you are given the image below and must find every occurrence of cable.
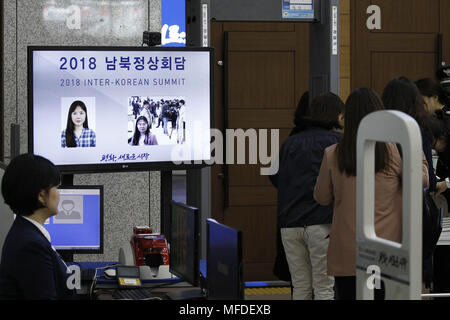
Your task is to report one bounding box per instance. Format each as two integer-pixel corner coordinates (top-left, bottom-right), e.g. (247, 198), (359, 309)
(89, 268), (98, 300)
(89, 263), (119, 300)
(146, 279), (184, 290)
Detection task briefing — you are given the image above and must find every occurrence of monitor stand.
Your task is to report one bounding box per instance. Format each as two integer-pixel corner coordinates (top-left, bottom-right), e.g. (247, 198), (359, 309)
(61, 174), (74, 187)
(58, 251), (74, 263)
(166, 274), (206, 300)
(166, 288), (205, 300)
(57, 175), (75, 264)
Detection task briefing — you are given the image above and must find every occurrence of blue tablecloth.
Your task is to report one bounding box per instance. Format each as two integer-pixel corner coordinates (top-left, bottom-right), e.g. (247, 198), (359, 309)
(69, 260), (272, 287)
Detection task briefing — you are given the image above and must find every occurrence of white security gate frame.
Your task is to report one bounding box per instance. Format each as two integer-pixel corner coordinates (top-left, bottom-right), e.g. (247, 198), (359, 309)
(356, 110), (422, 300)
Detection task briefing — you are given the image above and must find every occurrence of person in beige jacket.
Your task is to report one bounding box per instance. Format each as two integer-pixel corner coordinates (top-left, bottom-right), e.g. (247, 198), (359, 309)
(314, 88), (429, 300)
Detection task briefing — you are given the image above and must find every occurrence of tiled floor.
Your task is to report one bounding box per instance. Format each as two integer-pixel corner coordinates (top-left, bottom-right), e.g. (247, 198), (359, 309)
(245, 287), (292, 300)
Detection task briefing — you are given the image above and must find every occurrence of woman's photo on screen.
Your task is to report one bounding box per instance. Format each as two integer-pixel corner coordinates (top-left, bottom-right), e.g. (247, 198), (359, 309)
(61, 98), (96, 148)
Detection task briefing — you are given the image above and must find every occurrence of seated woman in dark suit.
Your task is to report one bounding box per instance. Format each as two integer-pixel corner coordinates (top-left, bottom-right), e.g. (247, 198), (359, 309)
(0, 154), (75, 299)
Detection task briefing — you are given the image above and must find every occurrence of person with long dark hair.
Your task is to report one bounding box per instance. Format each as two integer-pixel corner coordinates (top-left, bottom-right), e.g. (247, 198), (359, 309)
(383, 76), (446, 292)
(383, 77), (445, 192)
(270, 92), (344, 300)
(416, 77), (450, 296)
(415, 78), (448, 115)
(61, 100), (96, 148)
(314, 88), (429, 300)
(416, 77), (450, 197)
(129, 116), (158, 146)
(422, 115), (448, 155)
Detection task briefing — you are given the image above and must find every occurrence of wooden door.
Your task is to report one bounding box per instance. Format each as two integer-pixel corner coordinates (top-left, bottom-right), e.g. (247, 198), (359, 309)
(210, 22), (309, 281)
(351, 0), (446, 95)
(441, 0), (450, 66)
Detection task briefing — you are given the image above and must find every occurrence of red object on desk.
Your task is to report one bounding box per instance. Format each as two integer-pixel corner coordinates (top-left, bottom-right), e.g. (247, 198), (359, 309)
(130, 226), (170, 267)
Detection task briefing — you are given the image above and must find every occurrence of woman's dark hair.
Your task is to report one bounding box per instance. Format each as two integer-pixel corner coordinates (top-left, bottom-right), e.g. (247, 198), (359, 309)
(303, 92), (344, 130)
(336, 88), (387, 176)
(382, 77), (427, 127)
(291, 91), (344, 135)
(131, 116), (150, 145)
(415, 78), (448, 105)
(65, 100), (89, 148)
(422, 114), (448, 147)
(290, 91), (309, 136)
(1, 154), (60, 216)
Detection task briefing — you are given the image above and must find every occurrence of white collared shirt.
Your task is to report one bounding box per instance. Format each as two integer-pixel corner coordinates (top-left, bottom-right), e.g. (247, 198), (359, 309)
(23, 216), (51, 244)
(22, 216), (69, 270)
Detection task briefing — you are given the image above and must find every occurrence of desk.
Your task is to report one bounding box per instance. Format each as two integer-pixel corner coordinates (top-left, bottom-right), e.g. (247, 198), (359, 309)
(70, 261), (202, 300)
(95, 285), (205, 300)
(72, 260), (207, 284)
(71, 261), (286, 300)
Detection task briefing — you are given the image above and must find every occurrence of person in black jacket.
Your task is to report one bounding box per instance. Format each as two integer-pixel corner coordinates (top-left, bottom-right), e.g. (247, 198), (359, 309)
(0, 154), (75, 300)
(416, 78), (450, 184)
(270, 92), (344, 300)
(161, 102), (170, 135)
(272, 91), (309, 284)
(419, 75), (450, 297)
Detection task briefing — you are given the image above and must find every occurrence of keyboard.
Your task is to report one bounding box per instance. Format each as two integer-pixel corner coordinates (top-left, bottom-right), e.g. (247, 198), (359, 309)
(113, 288), (156, 300)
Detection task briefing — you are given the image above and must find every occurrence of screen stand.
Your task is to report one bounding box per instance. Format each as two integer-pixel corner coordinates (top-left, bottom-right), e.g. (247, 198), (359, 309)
(160, 170), (172, 237)
(166, 288), (205, 300)
(166, 273), (206, 300)
(58, 250), (74, 263)
(61, 174), (74, 186)
(10, 124), (20, 159)
(57, 174), (74, 263)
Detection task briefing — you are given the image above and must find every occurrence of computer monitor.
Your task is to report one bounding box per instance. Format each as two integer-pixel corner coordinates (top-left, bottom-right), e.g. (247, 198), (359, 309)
(206, 218), (244, 300)
(168, 200), (203, 299)
(44, 185), (103, 260)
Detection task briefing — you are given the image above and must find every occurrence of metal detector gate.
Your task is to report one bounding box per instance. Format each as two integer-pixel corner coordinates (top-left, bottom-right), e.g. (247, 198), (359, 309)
(186, 0), (340, 100)
(185, 0), (340, 260)
(356, 110), (422, 300)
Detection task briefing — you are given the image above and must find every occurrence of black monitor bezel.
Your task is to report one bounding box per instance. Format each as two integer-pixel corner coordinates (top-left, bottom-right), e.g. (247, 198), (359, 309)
(206, 218), (244, 300)
(27, 45), (214, 174)
(54, 185), (104, 255)
(169, 200), (200, 287)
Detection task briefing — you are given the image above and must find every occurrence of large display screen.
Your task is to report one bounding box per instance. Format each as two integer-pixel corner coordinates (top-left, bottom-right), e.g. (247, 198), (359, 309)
(28, 47), (212, 173)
